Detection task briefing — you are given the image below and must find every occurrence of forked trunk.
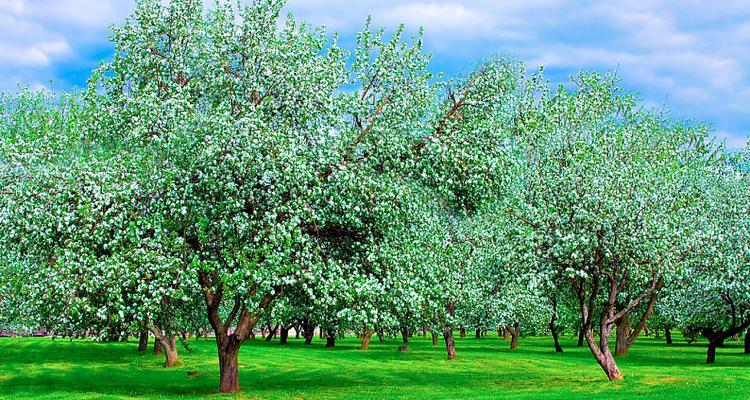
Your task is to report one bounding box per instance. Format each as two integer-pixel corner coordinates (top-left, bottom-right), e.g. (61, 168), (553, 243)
(265, 324), (278, 342)
(584, 323), (622, 380)
(444, 330), (457, 360)
(665, 327), (672, 345)
(137, 330), (149, 352)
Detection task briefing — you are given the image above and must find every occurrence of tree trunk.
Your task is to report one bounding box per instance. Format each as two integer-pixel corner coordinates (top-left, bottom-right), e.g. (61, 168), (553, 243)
(162, 336), (181, 368)
(431, 330), (438, 346)
(265, 324), (278, 342)
(614, 314), (631, 357)
(503, 327), (511, 340)
(444, 330), (456, 360)
(577, 325), (584, 347)
(508, 323), (520, 350)
(361, 332), (372, 350)
(279, 325), (290, 345)
(475, 328), (481, 339)
(459, 326), (466, 338)
(584, 323), (623, 380)
(218, 343), (240, 393)
(401, 327), (409, 344)
(706, 341), (718, 364)
(744, 329), (750, 354)
(325, 330), (335, 348)
(665, 327), (672, 345)
(153, 337), (163, 356)
(138, 330), (149, 352)
(549, 298), (563, 352)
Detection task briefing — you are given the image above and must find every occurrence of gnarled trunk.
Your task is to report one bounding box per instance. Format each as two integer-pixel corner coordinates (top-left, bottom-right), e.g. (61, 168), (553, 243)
(138, 330), (149, 352)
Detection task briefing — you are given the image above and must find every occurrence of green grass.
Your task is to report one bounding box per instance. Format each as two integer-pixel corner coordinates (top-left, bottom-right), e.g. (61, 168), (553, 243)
(0, 333), (747, 399)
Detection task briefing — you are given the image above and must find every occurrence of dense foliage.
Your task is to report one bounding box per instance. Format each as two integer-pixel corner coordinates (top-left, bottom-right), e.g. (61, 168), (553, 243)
(0, 0), (747, 394)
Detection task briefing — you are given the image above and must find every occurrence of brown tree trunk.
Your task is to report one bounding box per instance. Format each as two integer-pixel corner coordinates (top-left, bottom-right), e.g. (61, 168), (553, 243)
(361, 332), (372, 350)
(665, 327), (672, 345)
(138, 330), (149, 352)
(584, 323), (623, 380)
(503, 327), (511, 340)
(401, 327), (409, 344)
(744, 330), (750, 354)
(459, 326), (466, 338)
(431, 330), (438, 346)
(444, 330), (456, 360)
(153, 337), (163, 355)
(325, 329), (336, 348)
(508, 323), (520, 350)
(218, 343), (240, 393)
(162, 336), (181, 368)
(614, 314), (631, 356)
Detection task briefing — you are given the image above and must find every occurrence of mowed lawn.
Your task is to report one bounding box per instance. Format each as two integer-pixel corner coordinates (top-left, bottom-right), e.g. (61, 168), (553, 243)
(0, 333), (748, 399)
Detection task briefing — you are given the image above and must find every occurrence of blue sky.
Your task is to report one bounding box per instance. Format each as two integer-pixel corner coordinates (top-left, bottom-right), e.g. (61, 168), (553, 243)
(1, 0), (748, 149)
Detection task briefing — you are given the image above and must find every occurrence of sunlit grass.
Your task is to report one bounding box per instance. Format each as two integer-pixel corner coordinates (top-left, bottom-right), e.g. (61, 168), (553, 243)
(0, 332), (747, 399)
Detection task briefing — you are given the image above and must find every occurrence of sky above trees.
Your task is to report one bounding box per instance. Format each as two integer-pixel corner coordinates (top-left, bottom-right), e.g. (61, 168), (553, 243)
(0, 0), (748, 148)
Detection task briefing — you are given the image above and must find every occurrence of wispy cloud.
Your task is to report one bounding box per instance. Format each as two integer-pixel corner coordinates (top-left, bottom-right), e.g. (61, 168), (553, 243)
(0, 0), (747, 148)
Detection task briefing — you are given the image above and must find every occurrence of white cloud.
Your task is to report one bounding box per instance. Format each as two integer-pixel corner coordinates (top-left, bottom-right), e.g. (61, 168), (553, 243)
(0, 0), (747, 148)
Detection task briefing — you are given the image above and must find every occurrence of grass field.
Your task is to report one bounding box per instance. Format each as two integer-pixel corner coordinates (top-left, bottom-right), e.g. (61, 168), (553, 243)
(0, 333), (748, 399)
